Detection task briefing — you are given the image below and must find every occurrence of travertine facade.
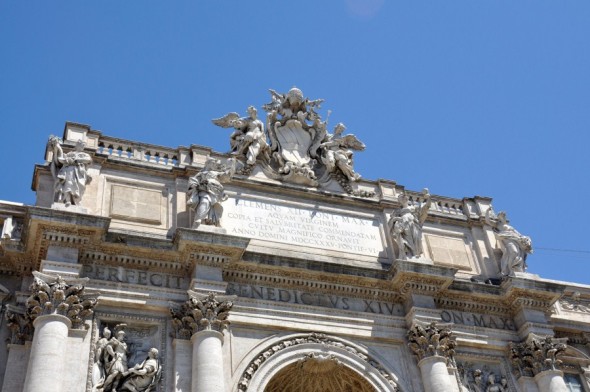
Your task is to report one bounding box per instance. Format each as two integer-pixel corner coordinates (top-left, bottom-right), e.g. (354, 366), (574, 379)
(0, 89), (589, 391)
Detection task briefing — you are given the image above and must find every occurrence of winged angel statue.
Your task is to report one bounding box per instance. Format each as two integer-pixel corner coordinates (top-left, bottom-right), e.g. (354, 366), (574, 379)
(209, 87), (368, 194)
(212, 106), (270, 169)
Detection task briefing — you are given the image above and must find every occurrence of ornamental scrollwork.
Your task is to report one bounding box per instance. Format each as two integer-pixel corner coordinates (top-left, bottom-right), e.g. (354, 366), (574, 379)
(169, 291), (236, 338)
(407, 321), (456, 362)
(25, 271), (97, 329)
(237, 332), (399, 391)
(509, 334), (567, 377)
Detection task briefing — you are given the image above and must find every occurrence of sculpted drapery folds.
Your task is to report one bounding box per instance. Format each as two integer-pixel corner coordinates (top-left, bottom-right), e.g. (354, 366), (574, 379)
(169, 291), (236, 338)
(485, 206), (533, 277)
(212, 106), (270, 168)
(92, 324), (161, 392)
(389, 188), (432, 260)
(25, 271), (97, 329)
(48, 136), (92, 207)
(186, 157), (236, 228)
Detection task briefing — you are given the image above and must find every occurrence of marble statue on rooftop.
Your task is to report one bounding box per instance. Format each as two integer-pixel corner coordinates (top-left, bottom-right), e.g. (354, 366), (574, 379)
(485, 206), (532, 277)
(318, 122), (365, 182)
(119, 348), (161, 392)
(388, 189), (432, 260)
(213, 106), (270, 167)
(48, 136), (92, 207)
(187, 157), (236, 228)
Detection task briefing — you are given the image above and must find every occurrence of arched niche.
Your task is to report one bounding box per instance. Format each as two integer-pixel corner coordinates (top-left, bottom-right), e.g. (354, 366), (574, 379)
(234, 332), (406, 392)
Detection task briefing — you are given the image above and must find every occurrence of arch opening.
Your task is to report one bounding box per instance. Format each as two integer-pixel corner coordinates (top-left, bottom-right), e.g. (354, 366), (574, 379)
(264, 352), (376, 392)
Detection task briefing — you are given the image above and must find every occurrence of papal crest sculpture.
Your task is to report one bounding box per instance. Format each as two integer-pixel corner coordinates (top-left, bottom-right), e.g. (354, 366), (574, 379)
(212, 87), (368, 195)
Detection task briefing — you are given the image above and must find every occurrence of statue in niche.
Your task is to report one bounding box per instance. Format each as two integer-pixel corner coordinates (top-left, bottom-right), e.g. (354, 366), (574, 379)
(103, 324), (130, 391)
(212, 106), (270, 168)
(120, 348), (161, 392)
(92, 326), (113, 389)
(317, 122), (365, 182)
(93, 324), (161, 392)
(187, 157), (236, 228)
(48, 136), (92, 207)
(388, 189), (432, 260)
(485, 206), (532, 277)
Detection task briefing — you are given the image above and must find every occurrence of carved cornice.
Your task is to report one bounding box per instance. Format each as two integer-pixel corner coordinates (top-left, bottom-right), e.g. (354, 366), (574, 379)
(169, 291), (236, 338)
(408, 321), (456, 362)
(25, 271), (98, 329)
(4, 305), (33, 344)
(501, 277), (565, 314)
(390, 259), (456, 298)
(223, 265), (400, 303)
(81, 250), (189, 275)
(237, 332), (399, 392)
(509, 334), (568, 377)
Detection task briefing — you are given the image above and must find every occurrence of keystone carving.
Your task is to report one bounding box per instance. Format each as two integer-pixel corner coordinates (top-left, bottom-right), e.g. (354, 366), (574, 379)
(169, 291), (236, 338)
(408, 321), (456, 362)
(4, 305), (33, 344)
(25, 271), (97, 329)
(509, 334), (567, 377)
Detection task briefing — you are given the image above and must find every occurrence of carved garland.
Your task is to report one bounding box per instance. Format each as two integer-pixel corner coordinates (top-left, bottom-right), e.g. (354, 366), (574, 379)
(237, 332), (400, 392)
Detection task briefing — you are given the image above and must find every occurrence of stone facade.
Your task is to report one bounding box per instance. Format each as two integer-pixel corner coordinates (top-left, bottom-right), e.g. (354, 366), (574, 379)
(0, 90), (589, 391)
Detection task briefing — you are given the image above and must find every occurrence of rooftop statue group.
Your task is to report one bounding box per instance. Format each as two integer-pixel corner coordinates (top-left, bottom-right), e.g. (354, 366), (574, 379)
(92, 324), (161, 392)
(48, 136), (92, 207)
(212, 87), (365, 188)
(188, 87), (368, 229)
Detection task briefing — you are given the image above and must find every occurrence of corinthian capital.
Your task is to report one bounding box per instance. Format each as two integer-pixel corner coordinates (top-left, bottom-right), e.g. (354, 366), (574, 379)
(25, 271), (97, 329)
(408, 321), (456, 362)
(509, 334), (567, 377)
(170, 291), (236, 338)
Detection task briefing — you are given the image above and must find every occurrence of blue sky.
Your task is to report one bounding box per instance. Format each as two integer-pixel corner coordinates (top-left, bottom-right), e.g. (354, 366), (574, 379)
(1, 1), (589, 284)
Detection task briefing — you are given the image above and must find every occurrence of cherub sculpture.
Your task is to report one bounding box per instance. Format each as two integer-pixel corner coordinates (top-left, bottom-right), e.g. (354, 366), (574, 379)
(187, 157), (236, 228)
(318, 122), (365, 182)
(388, 189), (432, 260)
(485, 206), (532, 277)
(213, 106), (269, 167)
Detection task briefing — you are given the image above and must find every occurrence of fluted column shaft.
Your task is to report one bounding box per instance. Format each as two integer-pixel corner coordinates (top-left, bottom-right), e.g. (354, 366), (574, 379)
(23, 314), (71, 392)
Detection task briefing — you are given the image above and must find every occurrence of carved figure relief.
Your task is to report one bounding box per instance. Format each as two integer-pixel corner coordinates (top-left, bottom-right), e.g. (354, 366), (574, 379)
(92, 324), (161, 392)
(389, 189), (432, 260)
(48, 136), (92, 207)
(457, 363), (513, 392)
(485, 206), (532, 277)
(4, 305), (33, 344)
(186, 157), (236, 228)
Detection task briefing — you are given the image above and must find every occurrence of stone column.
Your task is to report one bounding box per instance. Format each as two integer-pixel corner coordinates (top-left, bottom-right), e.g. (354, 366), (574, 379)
(408, 321), (459, 392)
(21, 272), (97, 392)
(170, 291), (236, 392)
(510, 334), (568, 392)
(534, 370), (568, 392)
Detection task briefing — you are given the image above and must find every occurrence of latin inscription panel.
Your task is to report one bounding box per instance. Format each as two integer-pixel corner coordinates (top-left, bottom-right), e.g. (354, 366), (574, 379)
(223, 197), (385, 257)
